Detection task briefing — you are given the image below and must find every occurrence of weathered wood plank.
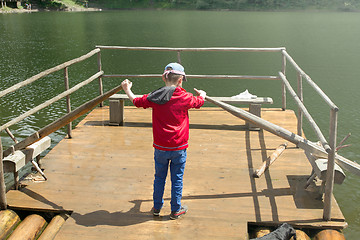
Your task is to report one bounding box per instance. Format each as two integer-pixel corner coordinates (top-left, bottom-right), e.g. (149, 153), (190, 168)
(5, 107), (347, 240)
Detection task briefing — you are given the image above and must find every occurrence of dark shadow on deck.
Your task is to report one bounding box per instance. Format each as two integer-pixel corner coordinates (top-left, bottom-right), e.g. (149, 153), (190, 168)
(244, 130), (324, 224)
(20, 188), (65, 211)
(71, 200), (170, 227)
(69, 186), (319, 227)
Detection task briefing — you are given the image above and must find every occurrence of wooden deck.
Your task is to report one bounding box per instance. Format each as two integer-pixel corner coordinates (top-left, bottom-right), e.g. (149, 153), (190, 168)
(6, 106), (347, 239)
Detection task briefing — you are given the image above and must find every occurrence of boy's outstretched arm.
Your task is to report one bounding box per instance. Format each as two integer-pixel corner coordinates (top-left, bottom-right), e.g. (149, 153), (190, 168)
(194, 88), (207, 99)
(121, 79), (136, 103)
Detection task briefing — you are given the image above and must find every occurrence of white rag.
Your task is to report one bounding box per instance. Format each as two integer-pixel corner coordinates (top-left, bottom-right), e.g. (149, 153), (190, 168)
(231, 89), (257, 99)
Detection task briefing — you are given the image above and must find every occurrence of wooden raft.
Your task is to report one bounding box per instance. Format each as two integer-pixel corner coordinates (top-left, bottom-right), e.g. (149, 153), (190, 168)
(5, 107), (346, 239)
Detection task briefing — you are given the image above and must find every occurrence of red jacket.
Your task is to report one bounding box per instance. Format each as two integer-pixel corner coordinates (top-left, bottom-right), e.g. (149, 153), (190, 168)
(133, 87), (204, 151)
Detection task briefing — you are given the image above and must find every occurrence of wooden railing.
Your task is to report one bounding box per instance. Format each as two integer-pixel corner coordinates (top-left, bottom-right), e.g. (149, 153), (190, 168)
(95, 46), (357, 221)
(280, 50), (339, 220)
(0, 48), (119, 209)
(1, 46), (359, 222)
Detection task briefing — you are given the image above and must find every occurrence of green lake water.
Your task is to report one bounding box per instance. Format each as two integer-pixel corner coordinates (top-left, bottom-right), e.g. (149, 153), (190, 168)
(0, 10), (360, 238)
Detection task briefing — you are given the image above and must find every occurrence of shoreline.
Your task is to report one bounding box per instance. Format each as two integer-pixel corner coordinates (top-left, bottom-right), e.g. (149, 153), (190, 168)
(1, 4), (360, 13)
(0, 6), (101, 14)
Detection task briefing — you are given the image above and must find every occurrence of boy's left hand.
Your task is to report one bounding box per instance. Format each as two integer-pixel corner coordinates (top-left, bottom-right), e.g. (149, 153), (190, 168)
(194, 88), (207, 99)
(121, 79), (132, 91)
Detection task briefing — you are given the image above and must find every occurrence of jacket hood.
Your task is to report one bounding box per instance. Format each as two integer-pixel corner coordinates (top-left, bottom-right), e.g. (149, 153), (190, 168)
(147, 86), (176, 104)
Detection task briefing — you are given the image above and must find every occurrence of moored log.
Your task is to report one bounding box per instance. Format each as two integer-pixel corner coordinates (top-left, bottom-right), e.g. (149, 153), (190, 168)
(7, 214), (47, 240)
(0, 209), (21, 240)
(291, 230), (311, 240)
(253, 227), (271, 237)
(314, 229), (346, 240)
(38, 214), (67, 240)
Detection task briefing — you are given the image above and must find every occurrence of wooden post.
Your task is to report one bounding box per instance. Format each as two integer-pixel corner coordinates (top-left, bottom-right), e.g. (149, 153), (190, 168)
(64, 67), (72, 138)
(323, 108), (338, 220)
(297, 72), (303, 138)
(281, 50), (287, 110)
(0, 137), (7, 210)
(5, 128), (18, 144)
(97, 51), (104, 107)
(253, 142), (287, 178)
(177, 51), (181, 64)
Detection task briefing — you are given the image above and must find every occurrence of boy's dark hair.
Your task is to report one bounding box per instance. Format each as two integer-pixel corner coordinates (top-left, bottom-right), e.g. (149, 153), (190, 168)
(165, 67), (183, 84)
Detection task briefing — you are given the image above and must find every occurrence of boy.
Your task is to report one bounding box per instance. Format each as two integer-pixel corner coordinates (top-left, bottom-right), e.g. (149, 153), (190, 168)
(121, 62), (206, 220)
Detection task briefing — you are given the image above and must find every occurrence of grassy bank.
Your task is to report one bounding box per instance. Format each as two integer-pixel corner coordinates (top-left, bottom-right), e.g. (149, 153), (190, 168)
(2, 0), (360, 12)
(87, 0), (360, 11)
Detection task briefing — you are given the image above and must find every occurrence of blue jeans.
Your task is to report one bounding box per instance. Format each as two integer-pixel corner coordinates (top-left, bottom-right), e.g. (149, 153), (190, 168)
(153, 148), (187, 212)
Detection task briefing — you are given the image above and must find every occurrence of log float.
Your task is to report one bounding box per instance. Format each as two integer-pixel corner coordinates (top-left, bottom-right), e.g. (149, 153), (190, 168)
(0, 209), (21, 240)
(205, 96), (360, 176)
(253, 142), (288, 178)
(292, 230), (311, 240)
(253, 227), (271, 237)
(314, 229), (345, 240)
(38, 213), (67, 240)
(252, 226), (310, 239)
(7, 214), (47, 240)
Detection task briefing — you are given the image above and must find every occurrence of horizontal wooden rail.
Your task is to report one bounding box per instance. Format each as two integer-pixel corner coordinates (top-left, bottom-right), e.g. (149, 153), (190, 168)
(0, 71), (104, 132)
(279, 72), (331, 152)
(0, 48), (100, 99)
(282, 50), (338, 111)
(3, 84), (123, 158)
(205, 95), (360, 176)
(96, 45), (286, 52)
(103, 74), (280, 80)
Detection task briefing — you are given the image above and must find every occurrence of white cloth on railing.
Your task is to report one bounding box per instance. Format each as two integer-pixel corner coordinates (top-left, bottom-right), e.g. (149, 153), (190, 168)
(231, 89), (257, 99)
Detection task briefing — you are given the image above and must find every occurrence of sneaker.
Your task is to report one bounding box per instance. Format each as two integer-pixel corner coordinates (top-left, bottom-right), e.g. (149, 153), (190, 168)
(152, 207), (160, 216)
(170, 205), (188, 220)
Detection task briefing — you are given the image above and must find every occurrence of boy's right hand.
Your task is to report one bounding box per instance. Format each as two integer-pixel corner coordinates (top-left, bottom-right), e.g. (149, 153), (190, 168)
(121, 79), (132, 91)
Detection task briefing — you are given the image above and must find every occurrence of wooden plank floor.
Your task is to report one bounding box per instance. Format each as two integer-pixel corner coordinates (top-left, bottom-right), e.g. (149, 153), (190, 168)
(6, 106), (347, 239)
